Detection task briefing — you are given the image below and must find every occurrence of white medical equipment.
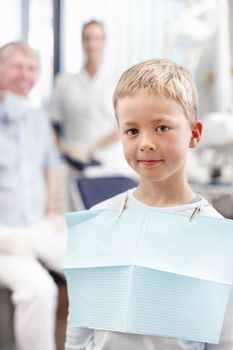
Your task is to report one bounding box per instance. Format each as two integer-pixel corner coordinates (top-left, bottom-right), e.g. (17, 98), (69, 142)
(191, 112), (233, 217)
(164, 0), (218, 75)
(198, 112), (233, 183)
(164, 0), (232, 112)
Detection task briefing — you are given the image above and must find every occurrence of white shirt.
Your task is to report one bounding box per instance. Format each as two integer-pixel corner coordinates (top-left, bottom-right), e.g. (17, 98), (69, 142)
(48, 67), (133, 177)
(49, 66), (117, 144)
(65, 189), (233, 350)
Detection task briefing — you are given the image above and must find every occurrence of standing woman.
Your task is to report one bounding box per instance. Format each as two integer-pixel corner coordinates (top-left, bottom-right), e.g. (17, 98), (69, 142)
(49, 20), (121, 168)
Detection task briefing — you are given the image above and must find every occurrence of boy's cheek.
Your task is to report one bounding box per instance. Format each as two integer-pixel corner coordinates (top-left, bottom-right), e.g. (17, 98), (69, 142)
(122, 143), (131, 157)
(122, 141), (133, 154)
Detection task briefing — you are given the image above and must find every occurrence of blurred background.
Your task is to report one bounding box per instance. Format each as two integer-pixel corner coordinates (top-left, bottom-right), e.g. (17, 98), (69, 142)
(1, 0), (232, 112)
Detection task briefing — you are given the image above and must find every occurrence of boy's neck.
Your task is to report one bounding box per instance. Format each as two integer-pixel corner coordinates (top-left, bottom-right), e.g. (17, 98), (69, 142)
(134, 179), (196, 207)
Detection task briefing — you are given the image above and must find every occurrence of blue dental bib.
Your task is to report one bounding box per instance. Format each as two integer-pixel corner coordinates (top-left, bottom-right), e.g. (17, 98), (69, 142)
(64, 208), (233, 343)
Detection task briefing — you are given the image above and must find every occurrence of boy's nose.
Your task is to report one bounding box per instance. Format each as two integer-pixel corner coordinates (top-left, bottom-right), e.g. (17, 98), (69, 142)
(139, 142), (156, 152)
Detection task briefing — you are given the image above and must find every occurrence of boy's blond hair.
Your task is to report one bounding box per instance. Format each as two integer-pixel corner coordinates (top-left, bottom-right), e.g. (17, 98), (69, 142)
(0, 41), (38, 65)
(113, 58), (198, 125)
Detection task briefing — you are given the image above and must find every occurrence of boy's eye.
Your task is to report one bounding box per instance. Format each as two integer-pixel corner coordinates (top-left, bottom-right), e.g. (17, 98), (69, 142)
(126, 128), (139, 136)
(156, 125), (170, 133)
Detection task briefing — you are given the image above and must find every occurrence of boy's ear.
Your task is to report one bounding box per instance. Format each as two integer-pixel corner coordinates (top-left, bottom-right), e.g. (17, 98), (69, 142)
(189, 121), (203, 148)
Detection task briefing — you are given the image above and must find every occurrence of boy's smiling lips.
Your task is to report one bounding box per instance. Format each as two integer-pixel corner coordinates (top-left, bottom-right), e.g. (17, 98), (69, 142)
(138, 159), (163, 166)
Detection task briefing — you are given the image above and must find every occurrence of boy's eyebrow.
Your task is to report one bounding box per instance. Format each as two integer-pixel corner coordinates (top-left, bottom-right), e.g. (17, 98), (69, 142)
(121, 121), (137, 126)
(153, 116), (177, 123)
(121, 116), (177, 125)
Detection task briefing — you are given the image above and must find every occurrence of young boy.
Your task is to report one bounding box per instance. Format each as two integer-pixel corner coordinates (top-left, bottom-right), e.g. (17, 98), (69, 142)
(64, 58), (233, 350)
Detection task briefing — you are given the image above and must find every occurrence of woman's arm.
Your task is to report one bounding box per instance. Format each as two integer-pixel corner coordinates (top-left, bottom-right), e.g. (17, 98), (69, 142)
(93, 129), (119, 150)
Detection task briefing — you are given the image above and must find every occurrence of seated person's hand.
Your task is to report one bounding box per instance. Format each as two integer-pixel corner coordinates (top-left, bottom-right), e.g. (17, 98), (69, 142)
(0, 230), (34, 256)
(60, 141), (94, 163)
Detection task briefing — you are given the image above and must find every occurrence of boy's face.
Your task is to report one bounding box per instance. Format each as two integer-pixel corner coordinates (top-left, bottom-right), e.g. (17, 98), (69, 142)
(117, 90), (202, 187)
(0, 49), (38, 97)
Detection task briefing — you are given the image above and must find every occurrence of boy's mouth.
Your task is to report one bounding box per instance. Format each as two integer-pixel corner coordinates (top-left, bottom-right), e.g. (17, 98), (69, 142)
(138, 159), (162, 166)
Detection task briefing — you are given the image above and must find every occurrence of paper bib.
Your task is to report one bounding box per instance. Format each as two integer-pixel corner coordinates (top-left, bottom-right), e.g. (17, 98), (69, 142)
(64, 209), (233, 343)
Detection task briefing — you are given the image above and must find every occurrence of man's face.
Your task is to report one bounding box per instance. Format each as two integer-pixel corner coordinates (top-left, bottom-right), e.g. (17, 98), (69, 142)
(0, 49), (38, 96)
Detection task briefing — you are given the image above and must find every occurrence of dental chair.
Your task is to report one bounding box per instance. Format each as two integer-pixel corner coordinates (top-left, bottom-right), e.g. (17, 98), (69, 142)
(72, 175), (138, 210)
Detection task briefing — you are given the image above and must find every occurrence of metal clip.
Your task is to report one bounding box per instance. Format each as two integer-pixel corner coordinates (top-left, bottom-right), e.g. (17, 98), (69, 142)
(118, 194), (127, 217)
(189, 206), (201, 221)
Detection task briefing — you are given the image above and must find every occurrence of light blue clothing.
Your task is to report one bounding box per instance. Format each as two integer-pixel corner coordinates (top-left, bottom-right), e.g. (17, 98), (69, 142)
(0, 104), (59, 225)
